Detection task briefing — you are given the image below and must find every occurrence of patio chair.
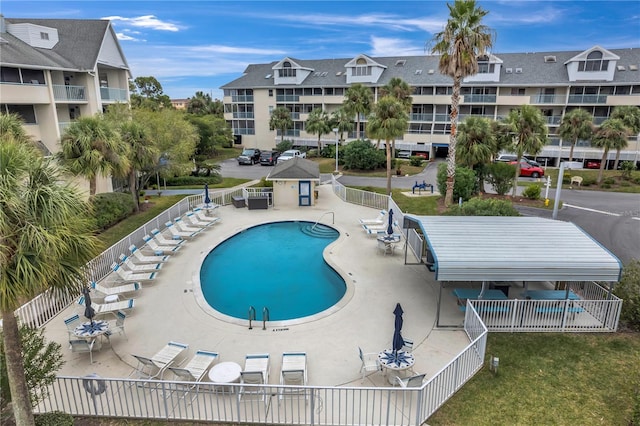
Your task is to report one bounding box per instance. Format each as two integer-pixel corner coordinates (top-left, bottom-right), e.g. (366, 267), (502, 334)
(363, 220), (399, 236)
(151, 228), (184, 245)
(377, 239), (395, 256)
(167, 350), (219, 382)
(118, 254), (163, 272)
(130, 341), (189, 380)
(358, 347), (381, 383)
(64, 313), (81, 331)
(142, 235), (182, 255)
(279, 352), (308, 402)
(173, 217), (204, 233)
(164, 221), (198, 239)
(77, 295), (135, 317)
(193, 207), (220, 221)
(401, 338), (414, 353)
(394, 373), (425, 388)
(105, 310), (127, 341)
(184, 211), (219, 227)
(69, 338), (102, 364)
(238, 353), (270, 405)
(91, 281), (141, 297)
(112, 262), (158, 282)
(129, 244), (170, 263)
(359, 210), (387, 225)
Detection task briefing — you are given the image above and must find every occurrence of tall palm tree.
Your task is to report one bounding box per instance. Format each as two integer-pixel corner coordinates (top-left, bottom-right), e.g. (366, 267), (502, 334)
(330, 107), (354, 143)
(379, 77), (413, 156)
(58, 116), (130, 195)
(592, 119), (631, 184)
(343, 83), (373, 140)
(457, 116), (494, 192)
(118, 121), (158, 211)
(1, 118), (100, 426)
(430, 0), (494, 206)
(306, 108), (332, 151)
(368, 96), (409, 195)
(269, 107), (293, 144)
(610, 105), (640, 170)
(558, 108), (594, 162)
(502, 105), (548, 196)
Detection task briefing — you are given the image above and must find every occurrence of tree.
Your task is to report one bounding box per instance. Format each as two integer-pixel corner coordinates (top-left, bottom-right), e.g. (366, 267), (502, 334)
(436, 162), (476, 201)
(485, 162), (516, 195)
(58, 115), (131, 195)
(185, 114), (229, 175)
(343, 83), (373, 140)
(1, 119), (100, 425)
(269, 107), (293, 144)
(558, 109), (594, 162)
(342, 139), (386, 170)
(368, 96), (409, 194)
(187, 91), (224, 116)
(592, 118), (630, 184)
(306, 108), (332, 151)
(379, 77), (413, 156)
(118, 121), (157, 211)
(610, 105), (640, 170)
(457, 116), (495, 192)
(502, 105), (548, 196)
(129, 76), (172, 110)
(430, 0), (494, 207)
(330, 107), (354, 143)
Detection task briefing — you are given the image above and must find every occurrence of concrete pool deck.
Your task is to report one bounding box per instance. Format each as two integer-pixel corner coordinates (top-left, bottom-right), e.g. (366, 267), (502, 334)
(44, 183), (470, 387)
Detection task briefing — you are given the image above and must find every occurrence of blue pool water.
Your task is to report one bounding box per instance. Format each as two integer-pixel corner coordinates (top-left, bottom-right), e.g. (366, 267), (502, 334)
(200, 221), (346, 321)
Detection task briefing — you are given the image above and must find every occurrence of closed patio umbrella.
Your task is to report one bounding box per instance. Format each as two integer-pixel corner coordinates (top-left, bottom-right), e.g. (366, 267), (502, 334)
(392, 303), (404, 354)
(82, 286), (96, 325)
(203, 184), (211, 208)
(387, 209), (394, 236)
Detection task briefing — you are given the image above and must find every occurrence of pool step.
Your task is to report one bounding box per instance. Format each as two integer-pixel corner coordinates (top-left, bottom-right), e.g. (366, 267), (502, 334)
(300, 224), (337, 239)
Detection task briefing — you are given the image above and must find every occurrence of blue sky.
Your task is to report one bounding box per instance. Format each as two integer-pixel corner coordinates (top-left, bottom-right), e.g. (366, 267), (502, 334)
(3, 1), (639, 99)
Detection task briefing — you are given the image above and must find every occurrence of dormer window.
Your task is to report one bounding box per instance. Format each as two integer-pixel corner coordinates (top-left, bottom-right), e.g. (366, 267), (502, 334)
(477, 56), (495, 73)
(354, 58), (372, 76)
(278, 61), (296, 78)
(578, 51), (609, 72)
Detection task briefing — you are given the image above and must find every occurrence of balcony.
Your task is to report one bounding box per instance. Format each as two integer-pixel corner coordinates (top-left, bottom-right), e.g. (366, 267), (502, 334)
(568, 94), (607, 104)
(276, 95), (299, 102)
(232, 112), (254, 119)
(434, 113), (450, 122)
(530, 94), (565, 104)
(100, 87), (128, 102)
(53, 84), (86, 102)
(233, 127), (255, 135)
(463, 94), (496, 103)
(545, 116), (562, 125)
(231, 95), (254, 102)
(410, 113), (432, 122)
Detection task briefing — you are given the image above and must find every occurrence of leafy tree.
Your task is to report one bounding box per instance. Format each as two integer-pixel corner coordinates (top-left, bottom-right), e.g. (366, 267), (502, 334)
(1, 121), (100, 426)
(129, 76), (172, 110)
(368, 96), (409, 194)
(276, 139), (293, 153)
(502, 105), (548, 195)
(343, 83), (373, 139)
(306, 108), (332, 151)
(330, 107), (354, 143)
(457, 116), (495, 192)
(486, 162), (516, 195)
(613, 259), (640, 331)
(186, 91), (224, 117)
(436, 162), (476, 202)
(58, 115), (131, 195)
(186, 114), (231, 175)
(446, 197), (520, 216)
(610, 105), (640, 170)
(342, 139), (385, 170)
(430, 0), (494, 206)
(558, 108), (594, 162)
(269, 107), (293, 143)
(592, 118), (630, 184)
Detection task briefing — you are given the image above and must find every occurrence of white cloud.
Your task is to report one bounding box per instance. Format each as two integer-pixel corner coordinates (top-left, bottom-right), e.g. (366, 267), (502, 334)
(116, 32), (138, 41)
(370, 36), (425, 57)
(102, 15), (181, 32)
(489, 6), (566, 25)
(190, 45), (287, 55)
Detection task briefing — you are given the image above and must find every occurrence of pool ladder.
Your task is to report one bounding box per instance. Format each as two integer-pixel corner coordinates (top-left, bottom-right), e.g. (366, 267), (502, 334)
(247, 306), (270, 330)
(311, 211), (334, 231)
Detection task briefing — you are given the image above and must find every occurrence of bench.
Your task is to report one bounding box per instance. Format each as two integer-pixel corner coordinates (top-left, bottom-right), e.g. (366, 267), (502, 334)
(535, 306), (584, 314)
(459, 305), (510, 313)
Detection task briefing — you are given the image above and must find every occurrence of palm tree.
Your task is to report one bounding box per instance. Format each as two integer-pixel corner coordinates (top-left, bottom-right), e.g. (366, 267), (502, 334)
(502, 105), (548, 196)
(457, 116), (495, 192)
(368, 96), (409, 194)
(306, 108), (332, 151)
(592, 119), (631, 184)
(187, 91), (214, 115)
(58, 116), (130, 195)
(558, 109), (594, 162)
(343, 83), (373, 140)
(379, 78), (413, 156)
(430, 0), (494, 206)
(330, 107), (354, 143)
(610, 105), (640, 170)
(1, 117), (100, 426)
(118, 121), (158, 211)
(269, 107), (293, 144)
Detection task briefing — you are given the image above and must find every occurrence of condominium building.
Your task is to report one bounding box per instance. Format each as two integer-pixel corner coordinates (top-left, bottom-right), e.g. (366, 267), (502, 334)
(221, 45), (640, 166)
(0, 15), (131, 193)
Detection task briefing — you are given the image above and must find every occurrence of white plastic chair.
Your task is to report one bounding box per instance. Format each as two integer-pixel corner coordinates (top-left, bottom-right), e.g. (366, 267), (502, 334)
(69, 338), (102, 364)
(279, 352), (308, 402)
(238, 353), (270, 406)
(358, 347), (381, 383)
(105, 311), (127, 340)
(129, 244), (170, 263)
(395, 373), (425, 388)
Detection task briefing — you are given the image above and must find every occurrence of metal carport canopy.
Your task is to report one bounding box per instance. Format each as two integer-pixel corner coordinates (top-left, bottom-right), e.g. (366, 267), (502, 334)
(405, 216), (622, 282)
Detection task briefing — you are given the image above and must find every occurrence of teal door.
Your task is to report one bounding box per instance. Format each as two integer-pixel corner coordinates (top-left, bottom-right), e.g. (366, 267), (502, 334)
(299, 181), (311, 206)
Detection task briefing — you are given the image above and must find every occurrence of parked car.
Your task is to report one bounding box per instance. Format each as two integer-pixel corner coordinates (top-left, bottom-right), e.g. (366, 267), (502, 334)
(237, 148), (261, 165)
(498, 155), (541, 167)
(277, 149), (306, 164)
(585, 160), (601, 169)
(508, 161), (545, 178)
(259, 150), (280, 166)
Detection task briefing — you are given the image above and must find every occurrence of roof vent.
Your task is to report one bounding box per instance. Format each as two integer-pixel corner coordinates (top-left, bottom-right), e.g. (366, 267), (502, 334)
(505, 68), (513, 74)
(265, 74), (272, 79)
(415, 69), (422, 75)
(515, 68), (523, 74)
(395, 59), (406, 67)
(314, 72), (321, 77)
(320, 71), (328, 77)
(629, 65), (638, 71)
(336, 71), (342, 76)
(617, 65), (626, 71)
(428, 69), (435, 74)
(544, 55), (557, 63)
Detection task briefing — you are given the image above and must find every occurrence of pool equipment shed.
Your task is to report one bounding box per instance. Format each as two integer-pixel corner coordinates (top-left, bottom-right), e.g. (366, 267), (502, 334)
(266, 157), (320, 207)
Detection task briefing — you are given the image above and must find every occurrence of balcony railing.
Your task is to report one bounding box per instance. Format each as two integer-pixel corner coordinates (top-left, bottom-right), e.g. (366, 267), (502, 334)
(231, 95), (254, 102)
(52, 84), (86, 101)
(276, 95), (299, 102)
(530, 94), (565, 104)
(567, 94), (607, 104)
(410, 113), (432, 121)
(463, 94), (497, 103)
(232, 112), (254, 119)
(100, 87), (128, 102)
(233, 127), (255, 135)
(545, 116), (562, 125)
(434, 113), (450, 122)
(58, 121), (72, 135)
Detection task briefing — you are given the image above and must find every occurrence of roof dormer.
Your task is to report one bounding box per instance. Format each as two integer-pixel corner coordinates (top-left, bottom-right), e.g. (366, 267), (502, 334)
(344, 54), (386, 84)
(6, 22), (58, 49)
(464, 54), (503, 83)
(565, 46), (619, 82)
(272, 57), (313, 85)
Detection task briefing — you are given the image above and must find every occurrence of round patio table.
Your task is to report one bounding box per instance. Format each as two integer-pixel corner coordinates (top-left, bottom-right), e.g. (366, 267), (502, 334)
(208, 361), (242, 383)
(74, 320), (109, 339)
(378, 349), (415, 384)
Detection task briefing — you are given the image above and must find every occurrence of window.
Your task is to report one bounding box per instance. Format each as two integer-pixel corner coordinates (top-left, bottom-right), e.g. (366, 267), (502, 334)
(99, 73), (109, 88)
(325, 88), (334, 95)
(2, 104), (37, 123)
(578, 51), (609, 72)
(1, 67), (20, 83)
(40, 32), (49, 40)
(268, 89), (273, 97)
(435, 87), (452, 95)
(21, 69), (45, 84)
(353, 66), (372, 76)
(278, 61), (296, 78)
(477, 56), (495, 73)
(511, 88), (526, 96)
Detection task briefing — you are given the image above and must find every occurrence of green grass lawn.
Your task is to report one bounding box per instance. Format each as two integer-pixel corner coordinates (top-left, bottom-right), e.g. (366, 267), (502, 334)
(517, 168), (640, 193)
(312, 157), (426, 176)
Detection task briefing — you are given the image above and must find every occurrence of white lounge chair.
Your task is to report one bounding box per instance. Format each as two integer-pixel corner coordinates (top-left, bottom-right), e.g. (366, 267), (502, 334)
(279, 352), (308, 402)
(358, 347), (381, 383)
(193, 207), (220, 221)
(363, 220), (399, 236)
(119, 254), (163, 272)
(77, 295), (134, 316)
(185, 211), (219, 227)
(239, 353), (270, 405)
(142, 235), (181, 255)
(164, 221), (198, 239)
(174, 217), (204, 233)
(91, 281), (141, 297)
(112, 262), (158, 282)
(151, 228), (184, 245)
(130, 341), (189, 380)
(359, 210), (387, 225)
(167, 350), (219, 382)
(129, 244), (170, 263)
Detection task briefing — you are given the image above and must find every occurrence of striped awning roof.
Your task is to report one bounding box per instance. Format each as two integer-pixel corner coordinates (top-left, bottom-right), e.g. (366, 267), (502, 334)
(404, 216), (622, 282)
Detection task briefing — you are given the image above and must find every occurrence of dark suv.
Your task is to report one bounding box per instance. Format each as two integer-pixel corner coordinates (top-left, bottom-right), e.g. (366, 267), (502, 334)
(259, 150), (280, 166)
(237, 148), (261, 165)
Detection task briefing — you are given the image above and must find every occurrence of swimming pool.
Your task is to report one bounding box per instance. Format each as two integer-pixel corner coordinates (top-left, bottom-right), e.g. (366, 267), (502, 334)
(199, 221), (346, 322)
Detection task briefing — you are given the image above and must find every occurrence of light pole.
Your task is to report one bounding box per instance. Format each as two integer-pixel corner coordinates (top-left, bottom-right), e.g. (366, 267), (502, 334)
(333, 127), (339, 173)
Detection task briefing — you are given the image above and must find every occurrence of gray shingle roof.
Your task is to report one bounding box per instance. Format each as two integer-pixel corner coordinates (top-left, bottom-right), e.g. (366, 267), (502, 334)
(3, 18), (110, 70)
(221, 48), (640, 90)
(267, 157), (320, 180)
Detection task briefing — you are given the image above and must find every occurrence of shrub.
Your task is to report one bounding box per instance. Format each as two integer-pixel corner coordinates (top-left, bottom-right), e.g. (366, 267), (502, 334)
(90, 192), (135, 230)
(603, 177), (616, 185)
(164, 175), (223, 186)
(437, 163), (475, 202)
(613, 259), (640, 331)
(485, 162), (516, 195)
(35, 411), (74, 426)
(342, 139), (385, 170)
(275, 140), (293, 153)
(306, 148), (318, 158)
(321, 145), (336, 158)
(634, 176), (640, 185)
(601, 183), (611, 189)
(445, 197), (520, 216)
(522, 184), (541, 200)
(620, 161), (635, 180)
(582, 177), (596, 186)
(409, 156), (424, 167)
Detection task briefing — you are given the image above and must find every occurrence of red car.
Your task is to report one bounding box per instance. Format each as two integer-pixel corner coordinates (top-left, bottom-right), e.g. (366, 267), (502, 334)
(585, 160), (601, 169)
(508, 161), (545, 178)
